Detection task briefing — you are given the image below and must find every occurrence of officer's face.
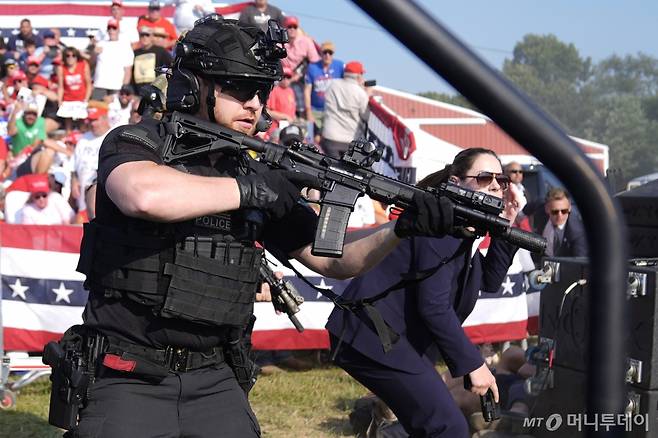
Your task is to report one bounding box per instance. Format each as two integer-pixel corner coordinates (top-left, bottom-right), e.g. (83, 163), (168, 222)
(546, 198), (571, 227)
(211, 82), (264, 135)
(454, 153), (507, 197)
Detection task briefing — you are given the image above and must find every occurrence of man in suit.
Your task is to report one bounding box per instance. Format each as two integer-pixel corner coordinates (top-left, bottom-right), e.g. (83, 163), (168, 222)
(542, 187), (587, 257)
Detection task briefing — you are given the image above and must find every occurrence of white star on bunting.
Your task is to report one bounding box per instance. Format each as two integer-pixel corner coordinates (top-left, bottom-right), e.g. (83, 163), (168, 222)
(10, 279), (29, 300)
(315, 278), (333, 300)
(52, 282), (74, 303)
(67, 28), (76, 37)
(501, 276), (516, 296)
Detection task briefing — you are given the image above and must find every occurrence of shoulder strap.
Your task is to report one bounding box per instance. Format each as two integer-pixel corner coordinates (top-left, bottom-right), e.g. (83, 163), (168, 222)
(269, 238), (473, 353)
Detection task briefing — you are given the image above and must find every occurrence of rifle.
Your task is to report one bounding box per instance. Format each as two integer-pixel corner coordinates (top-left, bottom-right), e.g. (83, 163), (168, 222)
(159, 111), (547, 256)
(259, 259), (305, 333)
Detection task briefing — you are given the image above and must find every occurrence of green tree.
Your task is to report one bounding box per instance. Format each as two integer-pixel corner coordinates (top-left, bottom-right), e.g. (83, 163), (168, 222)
(502, 34), (593, 133)
(582, 95), (658, 180)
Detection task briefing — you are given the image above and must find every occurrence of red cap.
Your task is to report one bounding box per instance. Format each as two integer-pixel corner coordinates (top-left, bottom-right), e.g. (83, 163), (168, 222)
(86, 107), (108, 120)
(345, 61), (365, 75)
(28, 174), (50, 194)
(282, 66), (294, 78)
(27, 55), (40, 66)
(111, 0), (123, 6)
(283, 16), (299, 28)
(64, 131), (82, 144)
(9, 69), (27, 83)
(107, 18), (120, 29)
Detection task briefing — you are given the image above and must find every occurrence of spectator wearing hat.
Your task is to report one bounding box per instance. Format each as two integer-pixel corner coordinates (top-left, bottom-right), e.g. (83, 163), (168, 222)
(57, 47), (93, 132)
(137, 0), (178, 49)
(7, 19), (43, 57)
(24, 56), (60, 133)
(321, 61), (370, 159)
(151, 27), (170, 49)
(16, 173), (75, 225)
(280, 16), (320, 119)
(304, 40), (344, 144)
(108, 85), (135, 128)
(173, 0), (216, 34)
(265, 66), (296, 140)
(8, 100), (46, 158)
(100, 0), (139, 43)
(18, 38), (39, 72)
(132, 26), (173, 97)
(92, 18), (134, 101)
(5, 69), (29, 102)
(3, 59), (19, 83)
(35, 30), (62, 80)
(238, 0), (284, 32)
(71, 104), (111, 213)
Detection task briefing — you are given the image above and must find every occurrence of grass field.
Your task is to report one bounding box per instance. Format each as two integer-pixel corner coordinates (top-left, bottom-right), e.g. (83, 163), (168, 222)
(0, 365), (370, 438)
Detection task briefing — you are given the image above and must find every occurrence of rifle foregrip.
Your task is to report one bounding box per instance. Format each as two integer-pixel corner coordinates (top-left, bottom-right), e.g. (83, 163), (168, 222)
(312, 203), (351, 258)
(506, 227), (547, 253)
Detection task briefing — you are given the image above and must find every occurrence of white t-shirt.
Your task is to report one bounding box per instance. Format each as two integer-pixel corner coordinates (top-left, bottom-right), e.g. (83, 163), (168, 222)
(94, 40), (135, 91)
(74, 131), (108, 211)
(347, 195), (376, 228)
(108, 95), (132, 128)
(174, 0), (215, 33)
(17, 192), (75, 225)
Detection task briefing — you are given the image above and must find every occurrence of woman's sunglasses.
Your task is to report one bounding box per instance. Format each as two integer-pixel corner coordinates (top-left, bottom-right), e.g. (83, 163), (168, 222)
(462, 171), (510, 190)
(216, 79), (272, 104)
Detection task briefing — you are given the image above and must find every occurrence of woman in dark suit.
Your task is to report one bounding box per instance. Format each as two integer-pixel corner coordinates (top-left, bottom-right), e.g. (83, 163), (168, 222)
(326, 147), (522, 438)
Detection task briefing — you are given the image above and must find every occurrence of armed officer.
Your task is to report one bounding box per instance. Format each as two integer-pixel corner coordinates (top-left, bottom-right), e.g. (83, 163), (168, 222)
(54, 15), (454, 438)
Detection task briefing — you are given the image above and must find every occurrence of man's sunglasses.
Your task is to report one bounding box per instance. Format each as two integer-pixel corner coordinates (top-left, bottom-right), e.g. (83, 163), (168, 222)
(287, 25), (298, 29)
(508, 169), (523, 174)
(550, 208), (570, 216)
(216, 79), (272, 104)
(32, 192), (48, 200)
(322, 50), (334, 55)
(463, 171), (510, 190)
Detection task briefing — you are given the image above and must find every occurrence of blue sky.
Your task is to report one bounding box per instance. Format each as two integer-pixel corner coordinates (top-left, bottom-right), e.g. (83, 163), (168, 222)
(272, 0), (658, 94)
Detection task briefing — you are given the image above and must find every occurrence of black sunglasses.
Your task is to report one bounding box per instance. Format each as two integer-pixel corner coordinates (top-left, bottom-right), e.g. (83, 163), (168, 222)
(322, 50), (334, 55)
(216, 79), (272, 104)
(550, 208), (570, 216)
(287, 25), (298, 29)
(462, 171), (510, 190)
(508, 169), (523, 174)
(32, 192), (48, 200)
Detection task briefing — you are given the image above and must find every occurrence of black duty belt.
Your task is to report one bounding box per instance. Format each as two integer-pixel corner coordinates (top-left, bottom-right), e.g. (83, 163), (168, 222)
(101, 336), (225, 375)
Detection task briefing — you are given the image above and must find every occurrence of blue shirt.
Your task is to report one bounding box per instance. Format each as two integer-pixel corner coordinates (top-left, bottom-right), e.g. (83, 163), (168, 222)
(305, 59), (344, 111)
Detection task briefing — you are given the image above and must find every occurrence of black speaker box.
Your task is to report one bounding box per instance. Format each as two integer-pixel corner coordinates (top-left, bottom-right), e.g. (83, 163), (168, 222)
(539, 257), (658, 390)
(617, 180), (658, 258)
(532, 365), (658, 438)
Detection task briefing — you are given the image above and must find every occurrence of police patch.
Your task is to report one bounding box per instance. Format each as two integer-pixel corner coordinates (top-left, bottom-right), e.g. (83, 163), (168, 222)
(195, 214), (233, 232)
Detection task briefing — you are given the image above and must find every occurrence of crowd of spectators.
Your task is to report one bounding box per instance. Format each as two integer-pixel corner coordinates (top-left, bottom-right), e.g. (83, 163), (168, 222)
(0, 0), (383, 228)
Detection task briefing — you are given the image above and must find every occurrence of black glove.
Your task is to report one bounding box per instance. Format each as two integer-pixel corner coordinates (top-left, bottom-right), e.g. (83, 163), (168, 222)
(394, 192), (454, 238)
(235, 170), (318, 220)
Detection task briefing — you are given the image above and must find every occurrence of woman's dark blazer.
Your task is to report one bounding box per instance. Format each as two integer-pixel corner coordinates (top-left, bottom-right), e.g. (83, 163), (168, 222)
(326, 235), (517, 376)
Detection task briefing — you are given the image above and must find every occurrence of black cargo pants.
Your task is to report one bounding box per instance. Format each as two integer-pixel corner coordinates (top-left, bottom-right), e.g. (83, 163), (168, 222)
(73, 363), (260, 438)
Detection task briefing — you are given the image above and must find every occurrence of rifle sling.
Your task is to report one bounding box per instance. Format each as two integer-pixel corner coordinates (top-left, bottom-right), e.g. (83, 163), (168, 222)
(270, 238), (473, 354)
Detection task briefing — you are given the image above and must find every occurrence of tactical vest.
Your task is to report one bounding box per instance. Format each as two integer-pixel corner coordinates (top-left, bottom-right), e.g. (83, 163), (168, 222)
(76, 120), (263, 329)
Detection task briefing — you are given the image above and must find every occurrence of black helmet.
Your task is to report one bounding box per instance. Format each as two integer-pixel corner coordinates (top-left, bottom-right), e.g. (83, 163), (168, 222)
(175, 14), (287, 82)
